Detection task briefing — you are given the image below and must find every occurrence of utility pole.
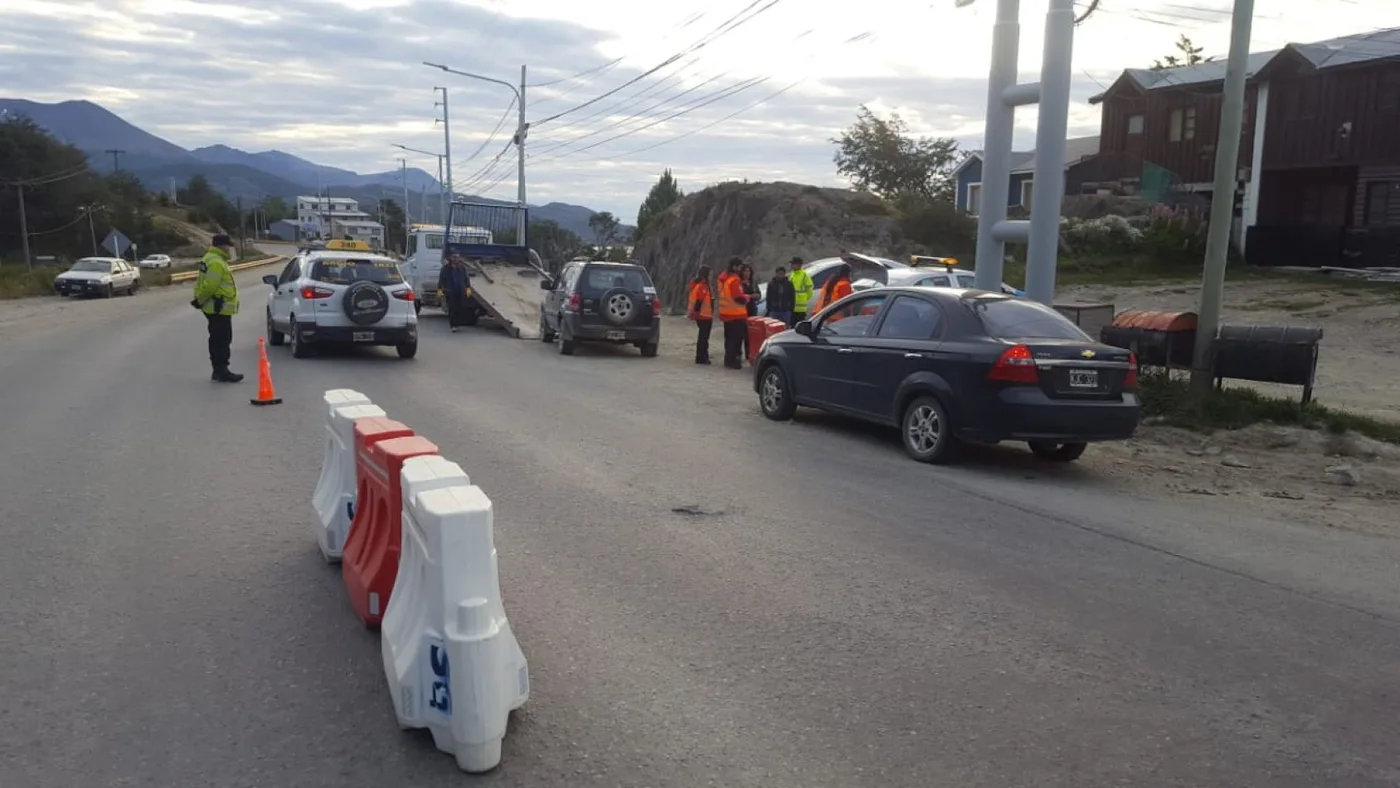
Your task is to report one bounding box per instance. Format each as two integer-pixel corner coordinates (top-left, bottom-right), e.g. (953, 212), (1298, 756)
(237, 196), (246, 255)
(435, 87), (454, 217)
(963, 0), (1077, 306)
(16, 185), (32, 270)
(424, 62), (530, 243)
(1190, 0), (1256, 401)
(399, 157), (411, 254)
(516, 64), (529, 244)
(105, 149), (126, 172)
(392, 143), (446, 223)
(83, 205), (100, 256)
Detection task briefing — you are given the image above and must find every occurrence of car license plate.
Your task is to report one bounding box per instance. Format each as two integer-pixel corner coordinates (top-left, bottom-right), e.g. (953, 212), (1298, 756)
(352, 331), (374, 342)
(606, 330), (626, 340)
(1068, 369), (1099, 388)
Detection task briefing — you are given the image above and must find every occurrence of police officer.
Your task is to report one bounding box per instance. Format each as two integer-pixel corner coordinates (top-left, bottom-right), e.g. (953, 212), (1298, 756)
(192, 234), (242, 382)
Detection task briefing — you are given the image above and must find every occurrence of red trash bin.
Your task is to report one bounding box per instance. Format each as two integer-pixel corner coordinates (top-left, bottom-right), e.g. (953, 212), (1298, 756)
(342, 419), (437, 628)
(746, 316), (769, 364)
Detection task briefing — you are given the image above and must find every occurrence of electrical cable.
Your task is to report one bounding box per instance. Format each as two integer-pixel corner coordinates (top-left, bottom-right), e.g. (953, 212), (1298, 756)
(529, 76), (769, 164)
(529, 0), (783, 127)
(527, 57), (626, 88)
(457, 96), (518, 166)
(27, 207), (97, 236)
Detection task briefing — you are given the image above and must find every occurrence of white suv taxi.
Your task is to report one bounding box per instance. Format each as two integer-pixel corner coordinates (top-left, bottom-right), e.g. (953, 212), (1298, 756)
(263, 240), (418, 359)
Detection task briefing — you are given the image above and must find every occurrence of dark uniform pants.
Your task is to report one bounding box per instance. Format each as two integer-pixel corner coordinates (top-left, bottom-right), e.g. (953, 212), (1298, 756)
(694, 319), (712, 363)
(722, 319), (745, 368)
(206, 313), (233, 372)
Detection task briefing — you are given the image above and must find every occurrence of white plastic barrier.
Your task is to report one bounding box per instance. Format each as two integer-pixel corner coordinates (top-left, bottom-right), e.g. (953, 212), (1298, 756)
(312, 394), (384, 562)
(382, 455), (529, 773)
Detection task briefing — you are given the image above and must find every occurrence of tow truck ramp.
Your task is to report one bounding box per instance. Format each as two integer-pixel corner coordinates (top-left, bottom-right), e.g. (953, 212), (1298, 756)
(441, 201), (549, 340)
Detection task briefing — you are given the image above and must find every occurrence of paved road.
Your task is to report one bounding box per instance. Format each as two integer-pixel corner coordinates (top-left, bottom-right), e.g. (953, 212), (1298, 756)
(2, 267), (1399, 788)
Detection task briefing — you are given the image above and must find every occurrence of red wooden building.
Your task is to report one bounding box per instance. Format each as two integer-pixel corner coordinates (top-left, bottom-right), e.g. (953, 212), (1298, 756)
(1088, 27), (1400, 267)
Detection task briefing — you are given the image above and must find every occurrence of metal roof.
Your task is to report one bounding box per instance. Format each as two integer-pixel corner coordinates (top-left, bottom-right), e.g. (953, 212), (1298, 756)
(1011, 135), (1100, 174)
(1090, 26), (1400, 103)
(953, 150), (1035, 176)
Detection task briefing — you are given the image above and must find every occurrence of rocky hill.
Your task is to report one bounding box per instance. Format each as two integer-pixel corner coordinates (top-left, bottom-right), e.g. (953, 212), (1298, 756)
(632, 181), (927, 310)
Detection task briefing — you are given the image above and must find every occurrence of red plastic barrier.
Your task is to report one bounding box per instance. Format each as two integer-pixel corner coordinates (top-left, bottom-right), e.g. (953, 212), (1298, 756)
(746, 317), (769, 364)
(342, 419), (438, 628)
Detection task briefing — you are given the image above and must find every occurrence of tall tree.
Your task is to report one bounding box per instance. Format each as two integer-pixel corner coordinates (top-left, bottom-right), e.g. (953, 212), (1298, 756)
(588, 210), (621, 248)
(528, 219), (585, 273)
(377, 198), (406, 252)
(832, 105), (961, 204)
(258, 195), (292, 223)
(1153, 35), (1208, 70)
(634, 168), (683, 242)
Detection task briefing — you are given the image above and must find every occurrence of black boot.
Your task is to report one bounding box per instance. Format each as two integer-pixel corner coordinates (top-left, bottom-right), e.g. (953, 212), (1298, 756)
(213, 368), (244, 383)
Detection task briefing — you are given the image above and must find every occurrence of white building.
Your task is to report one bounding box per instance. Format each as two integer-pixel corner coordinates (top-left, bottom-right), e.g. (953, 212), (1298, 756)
(296, 195), (384, 247)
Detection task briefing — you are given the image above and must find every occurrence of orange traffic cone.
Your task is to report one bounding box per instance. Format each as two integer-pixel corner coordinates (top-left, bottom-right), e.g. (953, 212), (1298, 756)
(250, 337), (282, 406)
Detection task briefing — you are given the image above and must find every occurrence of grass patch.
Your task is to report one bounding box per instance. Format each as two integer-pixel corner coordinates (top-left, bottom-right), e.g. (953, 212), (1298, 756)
(1139, 370), (1400, 445)
(1000, 253), (1202, 289)
(0, 265), (64, 299)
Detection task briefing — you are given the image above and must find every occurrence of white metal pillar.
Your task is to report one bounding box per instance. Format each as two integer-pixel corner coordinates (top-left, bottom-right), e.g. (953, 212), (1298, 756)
(968, 0), (1077, 306)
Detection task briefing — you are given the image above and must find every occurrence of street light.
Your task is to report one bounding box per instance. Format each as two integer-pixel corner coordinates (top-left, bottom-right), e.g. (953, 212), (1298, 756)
(392, 143), (447, 223)
(423, 61), (529, 242)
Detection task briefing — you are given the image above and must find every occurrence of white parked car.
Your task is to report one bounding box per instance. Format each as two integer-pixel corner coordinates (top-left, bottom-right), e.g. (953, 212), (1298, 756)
(53, 257), (141, 298)
(138, 254), (173, 269)
(852, 266), (1026, 296)
(262, 241), (418, 359)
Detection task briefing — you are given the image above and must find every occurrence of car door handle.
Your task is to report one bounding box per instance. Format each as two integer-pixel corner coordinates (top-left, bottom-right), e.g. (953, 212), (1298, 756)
(836, 347), (854, 354)
(904, 353), (923, 359)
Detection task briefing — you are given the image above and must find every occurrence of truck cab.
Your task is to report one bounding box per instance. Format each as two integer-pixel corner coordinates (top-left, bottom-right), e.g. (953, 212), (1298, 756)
(402, 224), (493, 312)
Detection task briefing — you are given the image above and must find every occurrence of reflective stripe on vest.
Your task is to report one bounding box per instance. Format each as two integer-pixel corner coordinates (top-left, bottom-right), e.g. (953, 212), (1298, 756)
(688, 282), (713, 320)
(791, 269), (814, 310)
(716, 273), (746, 320)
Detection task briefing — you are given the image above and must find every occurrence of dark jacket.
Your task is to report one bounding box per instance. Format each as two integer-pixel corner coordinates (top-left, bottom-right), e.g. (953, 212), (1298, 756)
(765, 276), (795, 313)
(438, 262), (469, 294)
(742, 279), (760, 316)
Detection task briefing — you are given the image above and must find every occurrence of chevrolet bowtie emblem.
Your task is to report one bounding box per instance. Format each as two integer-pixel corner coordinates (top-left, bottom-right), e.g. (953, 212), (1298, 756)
(1080, 349), (1096, 358)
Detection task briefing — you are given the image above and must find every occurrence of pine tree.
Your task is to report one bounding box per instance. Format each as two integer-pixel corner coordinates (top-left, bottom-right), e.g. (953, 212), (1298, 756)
(634, 168), (683, 242)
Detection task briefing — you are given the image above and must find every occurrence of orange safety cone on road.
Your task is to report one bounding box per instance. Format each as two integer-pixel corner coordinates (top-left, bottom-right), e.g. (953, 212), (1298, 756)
(250, 337), (283, 406)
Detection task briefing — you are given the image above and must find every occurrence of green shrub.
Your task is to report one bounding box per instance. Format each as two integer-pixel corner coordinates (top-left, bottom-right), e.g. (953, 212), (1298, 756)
(0, 265), (63, 299)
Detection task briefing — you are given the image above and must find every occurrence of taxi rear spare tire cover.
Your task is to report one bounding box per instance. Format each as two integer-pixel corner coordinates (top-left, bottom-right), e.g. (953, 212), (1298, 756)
(601, 287), (635, 325)
(344, 281), (390, 325)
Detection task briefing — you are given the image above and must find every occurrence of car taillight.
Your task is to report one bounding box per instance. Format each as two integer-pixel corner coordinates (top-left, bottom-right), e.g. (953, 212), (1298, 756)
(988, 344), (1039, 384)
(392, 288), (414, 301)
(651, 297), (662, 315)
(566, 292), (582, 312)
(300, 286), (334, 299)
(1124, 352), (1139, 390)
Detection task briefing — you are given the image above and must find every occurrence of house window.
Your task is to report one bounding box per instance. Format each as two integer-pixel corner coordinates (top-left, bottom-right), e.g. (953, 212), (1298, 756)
(1020, 180), (1034, 208)
(1127, 114), (1144, 135)
(1364, 181), (1396, 226)
(1169, 108), (1197, 142)
(966, 182), (982, 214)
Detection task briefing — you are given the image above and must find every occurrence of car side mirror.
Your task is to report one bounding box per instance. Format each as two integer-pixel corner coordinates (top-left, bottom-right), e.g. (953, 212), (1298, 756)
(794, 320), (814, 337)
(539, 278), (553, 290)
(262, 275), (279, 286)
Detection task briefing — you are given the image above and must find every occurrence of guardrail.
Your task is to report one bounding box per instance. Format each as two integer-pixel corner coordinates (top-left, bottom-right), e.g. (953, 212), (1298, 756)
(168, 255), (287, 284)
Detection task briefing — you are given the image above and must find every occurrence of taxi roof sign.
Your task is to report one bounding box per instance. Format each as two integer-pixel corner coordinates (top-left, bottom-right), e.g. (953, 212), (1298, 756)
(324, 239), (373, 251)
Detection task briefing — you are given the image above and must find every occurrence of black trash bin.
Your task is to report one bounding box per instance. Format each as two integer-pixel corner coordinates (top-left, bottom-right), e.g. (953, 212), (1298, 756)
(1211, 324), (1324, 404)
(1099, 310), (1198, 368)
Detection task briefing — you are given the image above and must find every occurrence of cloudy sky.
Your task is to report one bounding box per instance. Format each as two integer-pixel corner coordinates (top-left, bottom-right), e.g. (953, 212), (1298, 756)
(3, 0), (1389, 218)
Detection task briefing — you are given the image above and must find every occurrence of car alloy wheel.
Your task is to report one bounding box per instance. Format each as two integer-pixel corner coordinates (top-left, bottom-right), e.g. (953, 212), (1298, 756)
(758, 365), (795, 421)
(901, 395), (955, 463)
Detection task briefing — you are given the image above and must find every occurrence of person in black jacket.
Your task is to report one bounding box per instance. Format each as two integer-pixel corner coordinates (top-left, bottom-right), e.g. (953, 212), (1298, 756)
(765, 265), (796, 327)
(739, 263), (759, 362)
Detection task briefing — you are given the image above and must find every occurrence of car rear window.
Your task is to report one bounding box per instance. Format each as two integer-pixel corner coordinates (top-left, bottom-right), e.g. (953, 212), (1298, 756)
(969, 298), (1089, 340)
(581, 266), (650, 292)
(311, 258), (403, 285)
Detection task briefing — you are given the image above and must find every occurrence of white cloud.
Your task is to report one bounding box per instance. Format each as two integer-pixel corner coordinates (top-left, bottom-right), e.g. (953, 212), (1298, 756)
(1, 0), (1389, 216)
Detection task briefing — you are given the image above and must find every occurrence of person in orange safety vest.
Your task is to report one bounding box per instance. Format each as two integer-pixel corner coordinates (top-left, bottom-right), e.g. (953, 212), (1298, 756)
(716, 257), (750, 369)
(808, 263), (853, 319)
(687, 265), (714, 365)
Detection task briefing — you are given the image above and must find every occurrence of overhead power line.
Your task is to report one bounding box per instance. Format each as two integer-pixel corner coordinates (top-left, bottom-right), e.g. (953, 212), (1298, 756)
(526, 57), (626, 88)
(458, 97), (518, 166)
(529, 0), (784, 127)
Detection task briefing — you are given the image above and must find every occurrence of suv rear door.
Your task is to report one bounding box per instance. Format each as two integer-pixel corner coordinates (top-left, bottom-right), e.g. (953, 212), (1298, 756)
(574, 264), (657, 328)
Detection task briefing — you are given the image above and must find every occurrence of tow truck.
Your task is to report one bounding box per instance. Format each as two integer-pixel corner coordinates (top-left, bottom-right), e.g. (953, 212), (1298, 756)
(433, 200), (552, 339)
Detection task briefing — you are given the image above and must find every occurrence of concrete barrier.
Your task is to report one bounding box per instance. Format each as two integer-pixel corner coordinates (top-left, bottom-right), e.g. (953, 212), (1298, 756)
(381, 455), (528, 773)
(312, 391), (378, 562)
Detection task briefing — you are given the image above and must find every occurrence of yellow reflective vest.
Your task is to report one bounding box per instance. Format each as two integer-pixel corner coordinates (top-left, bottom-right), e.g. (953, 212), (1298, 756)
(790, 268), (814, 312)
(193, 247), (239, 316)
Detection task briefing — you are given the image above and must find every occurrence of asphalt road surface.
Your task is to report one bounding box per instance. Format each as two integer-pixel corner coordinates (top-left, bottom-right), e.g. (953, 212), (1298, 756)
(3, 265), (1399, 788)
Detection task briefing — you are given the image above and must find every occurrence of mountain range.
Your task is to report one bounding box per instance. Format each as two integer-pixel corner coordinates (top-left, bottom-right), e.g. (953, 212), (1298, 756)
(0, 98), (618, 239)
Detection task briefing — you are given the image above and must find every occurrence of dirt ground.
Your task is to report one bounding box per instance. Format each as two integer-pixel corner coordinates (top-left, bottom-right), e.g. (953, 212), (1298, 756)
(640, 281), (1400, 538)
